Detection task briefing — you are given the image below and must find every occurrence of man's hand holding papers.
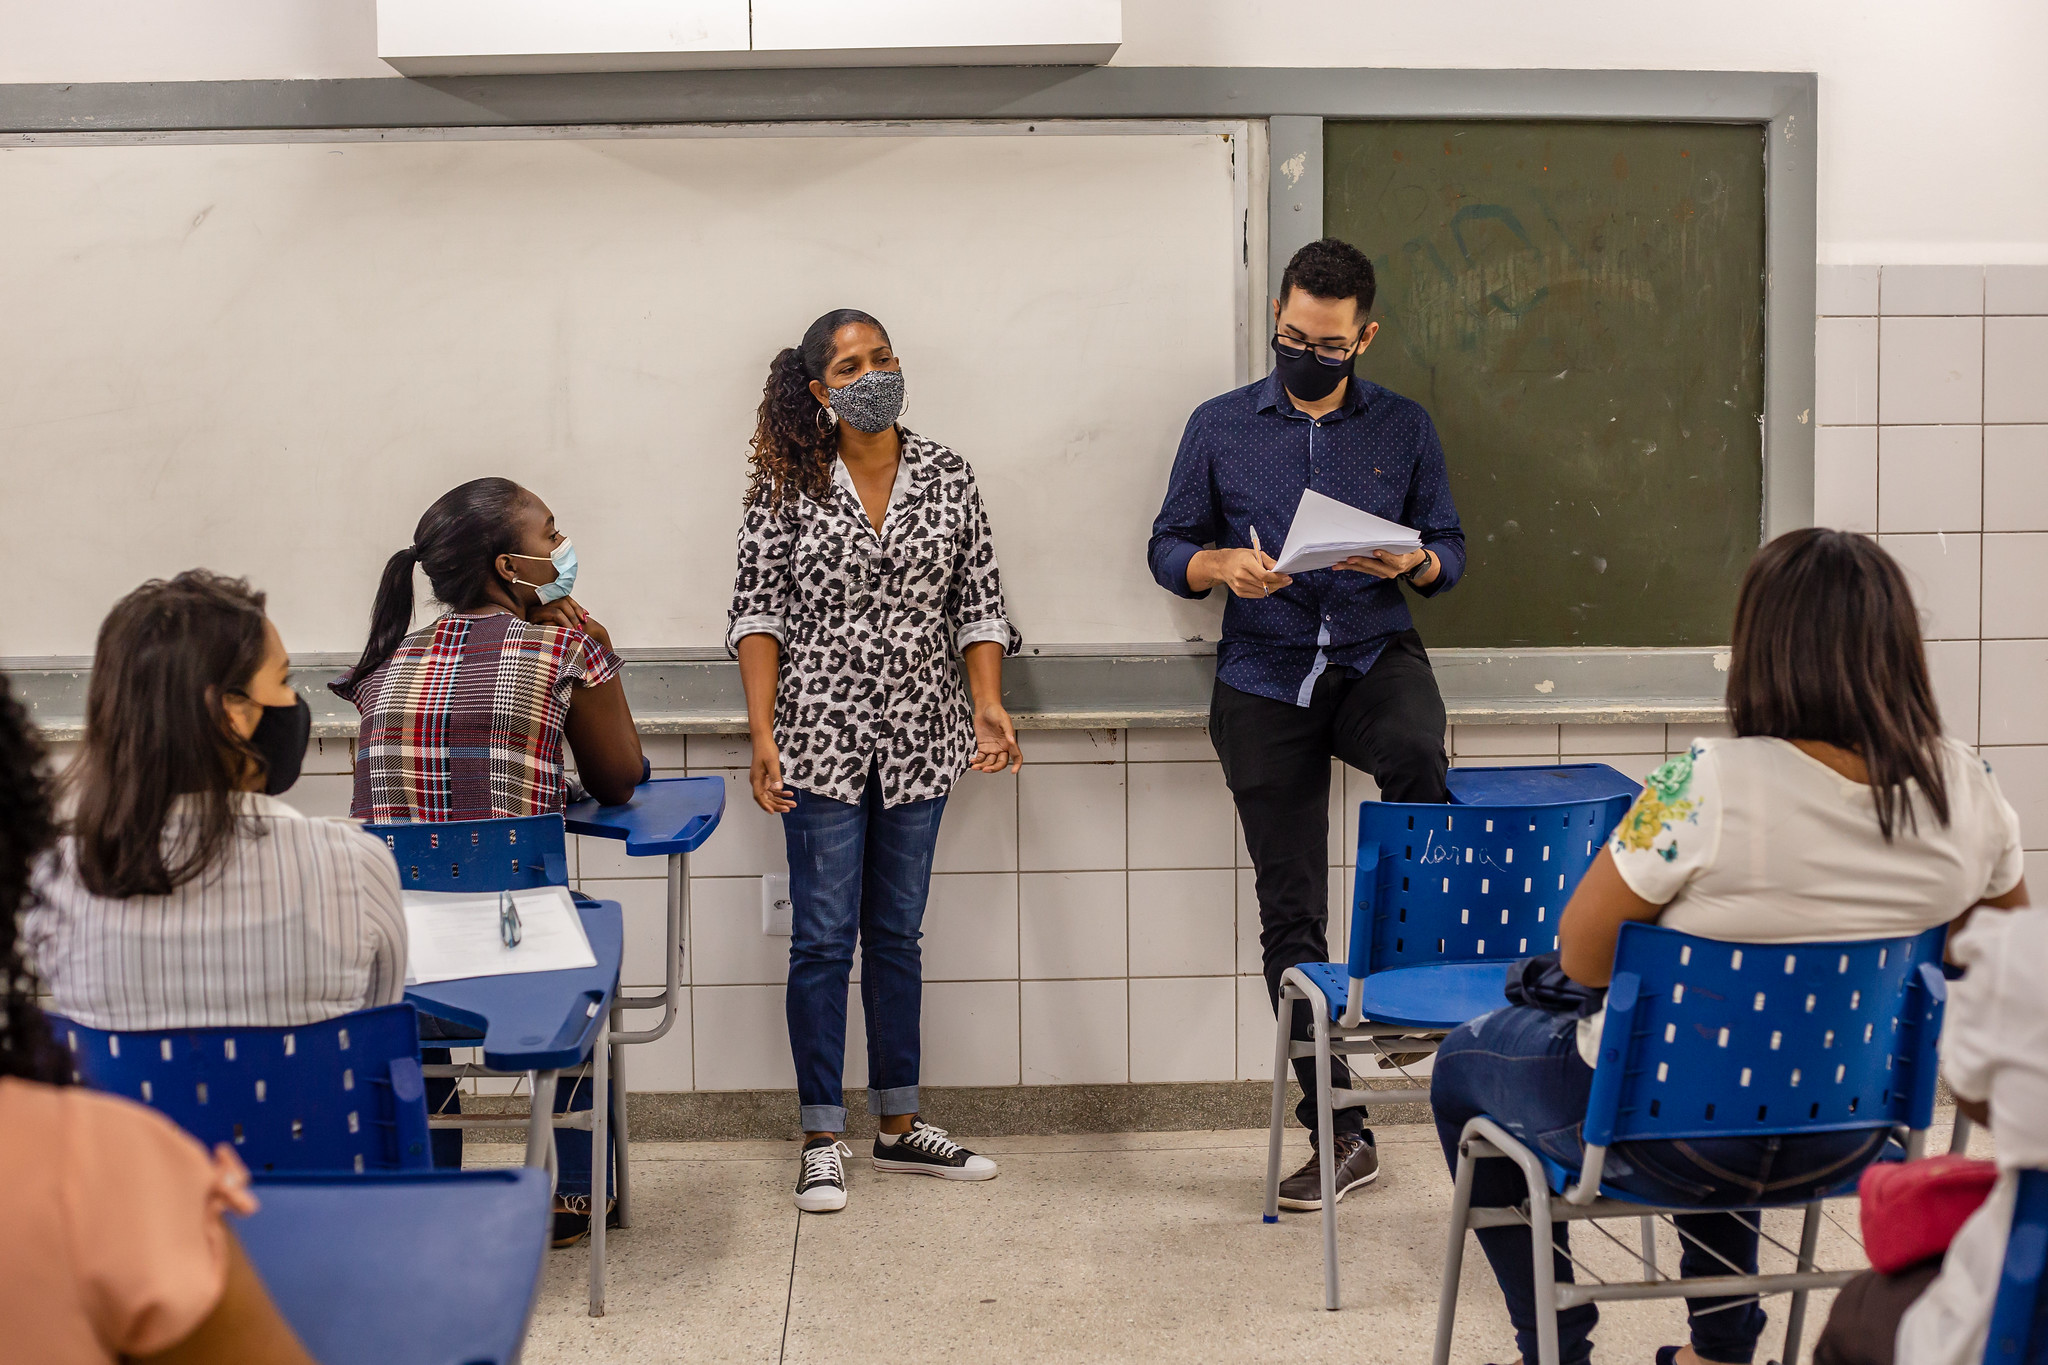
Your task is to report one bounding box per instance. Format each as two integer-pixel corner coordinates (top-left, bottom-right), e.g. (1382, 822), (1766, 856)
(1271, 489), (1426, 576)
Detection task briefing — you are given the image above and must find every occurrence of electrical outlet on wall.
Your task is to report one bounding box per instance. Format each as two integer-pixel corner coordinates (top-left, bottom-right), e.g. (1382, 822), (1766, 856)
(762, 875), (793, 936)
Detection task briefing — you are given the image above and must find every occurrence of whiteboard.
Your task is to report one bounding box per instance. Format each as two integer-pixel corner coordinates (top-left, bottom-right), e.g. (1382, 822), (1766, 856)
(1, 124), (1247, 657)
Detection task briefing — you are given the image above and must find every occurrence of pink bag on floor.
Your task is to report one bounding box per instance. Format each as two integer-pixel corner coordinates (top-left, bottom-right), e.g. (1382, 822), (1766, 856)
(1858, 1154), (1999, 1273)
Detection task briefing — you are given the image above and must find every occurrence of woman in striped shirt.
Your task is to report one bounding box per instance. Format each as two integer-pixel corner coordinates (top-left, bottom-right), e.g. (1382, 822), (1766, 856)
(27, 571), (406, 1030)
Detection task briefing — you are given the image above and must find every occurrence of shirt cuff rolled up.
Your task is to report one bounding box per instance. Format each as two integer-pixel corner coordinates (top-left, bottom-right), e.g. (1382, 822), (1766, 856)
(955, 618), (1015, 653)
(726, 614), (787, 656)
(1157, 541), (1208, 600)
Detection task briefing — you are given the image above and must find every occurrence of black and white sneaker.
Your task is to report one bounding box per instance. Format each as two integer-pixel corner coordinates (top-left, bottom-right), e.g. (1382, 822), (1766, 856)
(872, 1119), (998, 1181)
(795, 1137), (852, 1212)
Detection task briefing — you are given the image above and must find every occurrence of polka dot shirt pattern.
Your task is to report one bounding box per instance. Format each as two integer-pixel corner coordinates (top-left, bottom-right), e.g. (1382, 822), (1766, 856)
(1147, 370), (1466, 707)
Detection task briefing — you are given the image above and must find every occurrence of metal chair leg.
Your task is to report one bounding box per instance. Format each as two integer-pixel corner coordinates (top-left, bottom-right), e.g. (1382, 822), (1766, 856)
(525, 1070), (560, 1188)
(1265, 983), (1293, 1224)
(1432, 1137), (1482, 1365)
(588, 1032), (609, 1317)
(1314, 1002), (1339, 1311)
(1779, 1203), (1824, 1365)
(610, 1009), (633, 1229)
(1528, 1175), (1562, 1365)
(1641, 1214), (1659, 1278)
(1950, 1111), (1976, 1156)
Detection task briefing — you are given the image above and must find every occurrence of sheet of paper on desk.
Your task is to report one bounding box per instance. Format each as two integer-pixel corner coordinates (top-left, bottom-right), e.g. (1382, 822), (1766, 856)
(1272, 488), (1423, 575)
(402, 885), (596, 985)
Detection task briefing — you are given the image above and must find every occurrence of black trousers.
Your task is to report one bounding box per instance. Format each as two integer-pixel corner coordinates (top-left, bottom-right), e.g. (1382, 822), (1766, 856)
(1210, 629), (1450, 1139)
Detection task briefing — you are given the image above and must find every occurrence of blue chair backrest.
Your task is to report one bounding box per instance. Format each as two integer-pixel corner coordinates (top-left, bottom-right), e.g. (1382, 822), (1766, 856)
(1584, 921), (1948, 1148)
(1987, 1168), (2048, 1365)
(1350, 795), (1635, 978)
(362, 813), (570, 891)
(53, 1003), (432, 1173)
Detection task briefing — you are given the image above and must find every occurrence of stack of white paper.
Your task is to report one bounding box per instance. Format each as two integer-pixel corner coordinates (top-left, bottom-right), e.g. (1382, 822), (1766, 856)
(402, 885), (597, 985)
(1271, 489), (1423, 575)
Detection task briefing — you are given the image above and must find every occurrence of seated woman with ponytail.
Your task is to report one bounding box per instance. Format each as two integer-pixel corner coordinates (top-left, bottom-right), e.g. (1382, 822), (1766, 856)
(333, 477), (643, 1244)
(334, 477), (644, 818)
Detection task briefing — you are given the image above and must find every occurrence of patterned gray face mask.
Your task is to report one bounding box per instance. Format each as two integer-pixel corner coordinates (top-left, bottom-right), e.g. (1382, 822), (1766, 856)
(826, 369), (905, 434)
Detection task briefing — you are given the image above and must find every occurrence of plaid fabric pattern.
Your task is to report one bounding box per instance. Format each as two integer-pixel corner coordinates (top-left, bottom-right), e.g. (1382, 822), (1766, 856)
(334, 612), (624, 822)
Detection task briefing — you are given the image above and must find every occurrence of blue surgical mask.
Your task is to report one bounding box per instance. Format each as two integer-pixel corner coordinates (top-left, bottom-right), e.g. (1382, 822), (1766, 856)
(509, 539), (578, 604)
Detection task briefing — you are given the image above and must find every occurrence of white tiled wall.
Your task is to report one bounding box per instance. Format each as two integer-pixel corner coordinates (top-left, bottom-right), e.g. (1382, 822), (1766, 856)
(416, 723), (1699, 1096)
(1816, 262), (2048, 867)
(34, 713), (1703, 1098)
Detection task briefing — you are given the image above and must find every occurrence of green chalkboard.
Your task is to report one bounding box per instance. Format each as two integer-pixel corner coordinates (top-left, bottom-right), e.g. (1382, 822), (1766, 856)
(1324, 120), (1765, 647)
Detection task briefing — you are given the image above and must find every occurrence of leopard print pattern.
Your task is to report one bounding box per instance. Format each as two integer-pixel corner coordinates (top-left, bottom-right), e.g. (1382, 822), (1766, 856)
(726, 430), (1022, 808)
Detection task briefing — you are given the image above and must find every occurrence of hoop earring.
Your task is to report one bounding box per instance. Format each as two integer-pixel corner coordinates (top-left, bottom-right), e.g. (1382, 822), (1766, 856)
(815, 405), (837, 436)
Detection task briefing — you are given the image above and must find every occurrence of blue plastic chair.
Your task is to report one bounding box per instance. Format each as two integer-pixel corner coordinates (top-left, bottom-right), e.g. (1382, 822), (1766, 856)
(365, 812), (624, 1317)
(1265, 790), (1635, 1309)
(52, 1003), (431, 1173)
(235, 1168), (550, 1365)
(1433, 921), (1950, 1365)
(1987, 1169), (2048, 1365)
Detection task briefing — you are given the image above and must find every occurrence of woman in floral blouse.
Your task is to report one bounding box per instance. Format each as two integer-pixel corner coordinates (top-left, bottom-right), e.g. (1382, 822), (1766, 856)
(728, 308), (1023, 1212)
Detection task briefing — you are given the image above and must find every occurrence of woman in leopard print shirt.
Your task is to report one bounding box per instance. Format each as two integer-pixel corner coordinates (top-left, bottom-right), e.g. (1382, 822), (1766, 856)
(727, 308), (1022, 1209)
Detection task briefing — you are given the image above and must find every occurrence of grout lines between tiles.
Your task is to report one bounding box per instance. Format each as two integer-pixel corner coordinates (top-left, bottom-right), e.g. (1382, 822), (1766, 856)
(779, 1208), (801, 1364)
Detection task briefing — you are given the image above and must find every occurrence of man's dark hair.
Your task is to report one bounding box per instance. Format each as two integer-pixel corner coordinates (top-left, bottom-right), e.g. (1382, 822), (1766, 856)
(1280, 238), (1376, 317)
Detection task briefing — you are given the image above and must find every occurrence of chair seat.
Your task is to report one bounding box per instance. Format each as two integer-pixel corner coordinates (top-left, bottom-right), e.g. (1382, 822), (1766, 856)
(1297, 960), (1511, 1031)
(1527, 1134), (1893, 1203)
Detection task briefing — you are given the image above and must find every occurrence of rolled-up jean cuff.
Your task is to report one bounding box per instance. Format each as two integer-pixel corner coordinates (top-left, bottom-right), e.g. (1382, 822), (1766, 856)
(867, 1085), (919, 1117)
(801, 1104), (848, 1134)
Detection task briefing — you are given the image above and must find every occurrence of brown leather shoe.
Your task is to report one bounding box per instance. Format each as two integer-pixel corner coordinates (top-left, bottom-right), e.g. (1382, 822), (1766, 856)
(1276, 1135), (1379, 1211)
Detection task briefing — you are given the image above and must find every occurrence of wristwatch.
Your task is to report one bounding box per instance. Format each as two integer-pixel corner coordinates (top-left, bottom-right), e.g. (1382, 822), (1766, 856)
(1398, 550), (1435, 587)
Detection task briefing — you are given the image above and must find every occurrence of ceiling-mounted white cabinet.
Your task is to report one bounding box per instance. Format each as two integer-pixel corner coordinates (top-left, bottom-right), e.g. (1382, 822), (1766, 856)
(379, 1), (752, 76)
(378, 0), (1120, 76)
(750, 0), (1120, 67)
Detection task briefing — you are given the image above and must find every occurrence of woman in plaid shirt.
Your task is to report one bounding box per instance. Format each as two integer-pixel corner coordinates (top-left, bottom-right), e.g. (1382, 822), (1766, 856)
(335, 477), (645, 820)
(333, 475), (644, 1245)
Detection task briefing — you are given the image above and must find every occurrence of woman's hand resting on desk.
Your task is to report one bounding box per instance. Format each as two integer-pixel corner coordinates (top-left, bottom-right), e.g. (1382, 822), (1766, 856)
(751, 740), (796, 814)
(971, 702), (1024, 774)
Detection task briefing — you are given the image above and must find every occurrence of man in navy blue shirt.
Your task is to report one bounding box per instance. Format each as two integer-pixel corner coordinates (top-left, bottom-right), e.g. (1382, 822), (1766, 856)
(1149, 238), (1465, 1211)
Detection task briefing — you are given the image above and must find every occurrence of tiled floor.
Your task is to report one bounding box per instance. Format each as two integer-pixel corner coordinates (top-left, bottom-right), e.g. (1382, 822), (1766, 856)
(493, 1108), (1983, 1364)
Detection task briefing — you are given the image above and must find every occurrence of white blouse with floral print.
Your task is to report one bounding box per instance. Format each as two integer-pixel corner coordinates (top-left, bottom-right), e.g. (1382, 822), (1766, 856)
(726, 430), (1020, 808)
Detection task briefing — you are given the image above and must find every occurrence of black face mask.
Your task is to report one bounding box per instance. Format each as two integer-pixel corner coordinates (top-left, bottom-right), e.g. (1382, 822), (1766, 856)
(1271, 334), (1356, 403)
(246, 695), (311, 796)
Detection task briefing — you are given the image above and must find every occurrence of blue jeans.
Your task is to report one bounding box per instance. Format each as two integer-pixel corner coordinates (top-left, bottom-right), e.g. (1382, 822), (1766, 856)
(1432, 1005), (1885, 1365)
(782, 768), (947, 1134)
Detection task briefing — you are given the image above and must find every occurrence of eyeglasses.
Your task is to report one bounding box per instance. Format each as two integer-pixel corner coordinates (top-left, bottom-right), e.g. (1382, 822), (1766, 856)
(1272, 332), (1361, 367)
(499, 890), (523, 948)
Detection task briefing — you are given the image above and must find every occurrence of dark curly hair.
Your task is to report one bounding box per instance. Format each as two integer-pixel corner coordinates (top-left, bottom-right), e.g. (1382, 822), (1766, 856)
(0, 676), (67, 1083)
(745, 309), (890, 510)
(1281, 237), (1377, 316)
